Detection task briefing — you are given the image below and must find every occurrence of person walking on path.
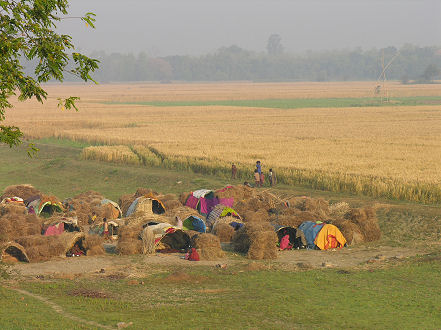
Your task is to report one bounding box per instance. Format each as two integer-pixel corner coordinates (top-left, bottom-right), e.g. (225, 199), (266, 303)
(269, 168), (277, 186)
(231, 163), (237, 179)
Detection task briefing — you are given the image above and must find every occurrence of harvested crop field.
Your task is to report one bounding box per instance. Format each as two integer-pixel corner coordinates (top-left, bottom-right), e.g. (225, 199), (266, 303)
(4, 81), (441, 203)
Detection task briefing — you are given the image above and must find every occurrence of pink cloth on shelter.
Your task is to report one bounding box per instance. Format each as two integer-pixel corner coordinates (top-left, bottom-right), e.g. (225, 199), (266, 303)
(185, 195), (199, 209)
(279, 235), (292, 250)
(199, 198), (208, 215)
(44, 222), (64, 236)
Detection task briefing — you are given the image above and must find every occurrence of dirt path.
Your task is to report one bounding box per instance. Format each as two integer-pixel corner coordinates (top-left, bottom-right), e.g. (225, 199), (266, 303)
(11, 245), (424, 278)
(4, 286), (115, 329)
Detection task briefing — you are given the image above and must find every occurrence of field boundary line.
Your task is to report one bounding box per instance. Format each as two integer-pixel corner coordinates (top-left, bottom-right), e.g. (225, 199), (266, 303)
(3, 286), (116, 329)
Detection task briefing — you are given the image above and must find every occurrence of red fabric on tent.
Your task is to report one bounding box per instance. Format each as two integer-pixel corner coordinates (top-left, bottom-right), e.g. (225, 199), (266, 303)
(44, 222), (64, 236)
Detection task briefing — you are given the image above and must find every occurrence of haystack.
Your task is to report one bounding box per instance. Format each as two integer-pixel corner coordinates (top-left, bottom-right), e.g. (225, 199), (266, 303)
(118, 194), (135, 216)
(232, 222), (278, 260)
(332, 219), (364, 245)
(15, 232), (85, 262)
(191, 233), (225, 260)
(83, 234), (105, 256)
(67, 191), (105, 226)
(164, 206), (200, 223)
(348, 207), (381, 242)
(0, 204), (42, 243)
(211, 222), (234, 243)
(0, 241), (29, 263)
(162, 199), (182, 211)
(116, 225), (143, 255)
(215, 185), (254, 202)
(329, 202), (351, 219)
(1, 184), (41, 201)
(140, 226), (155, 254)
(241, 209), (270, 223)
(134, 188), (158, 198)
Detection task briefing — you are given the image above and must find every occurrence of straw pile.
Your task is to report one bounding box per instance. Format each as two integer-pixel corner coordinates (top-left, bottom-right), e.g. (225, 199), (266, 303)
(191, 233), (225, 260)
(0, 204), (42, 243)
(68, 191), (105, 226)
(215, 185), (254, 203)
(241, 209), (270, 223)
(140, 226), (155, 254)
(118, 194), (134, 216)
(15, 232), (85, 262)
(329, 202), (351, 219)
(162, 199), (182, 211)
(134, 188), (158, 198)
(332, 219), (364, 245)
(83, 234), (105, 256)
(233, 223), (278, 260)
(116, 225), (143, 255)
(300, 197), (329, 218)
(179, 192), (192, 205)
(212, 222), (234, 243)
(348, 207), (381, 242)
(164, 206), (200, 222)
(1, 184), (41, 201)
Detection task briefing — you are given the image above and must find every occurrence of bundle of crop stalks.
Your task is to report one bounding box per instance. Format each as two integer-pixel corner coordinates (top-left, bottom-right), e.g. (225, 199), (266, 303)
(271, 209), (321, 228)
(178, 192), (192, 205)
(0, 204), (42, 243)
(116, 225), (143, 255)
(67, 191), (105, 226)
(140, 226), (155, 254)
(331, 219), (364, 245)
(121, 212), (169, 227)
(328, 202), (351, 219)
(118, 194), (135, 217)
(83, 234), (105, 256)
(162, 199), (182, 211)
(211, 222), (235, 243)
(164, 206), (200, 223)
(241, 209), (270, 223)
(215, 185), (254, 203)
(0, 241), (29, 263)
(15, 232), (85, 262)
(191, 233), (225, 260)
(348, 207), (381, 242)
(1, 184), (41, 201)
(299, 197), (330, 219)
(232, 222), (278, 260)
(134, 188), (158, 198)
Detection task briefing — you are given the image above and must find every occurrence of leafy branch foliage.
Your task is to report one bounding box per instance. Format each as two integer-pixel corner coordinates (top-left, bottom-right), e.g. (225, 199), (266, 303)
(0, 0), (99, 147)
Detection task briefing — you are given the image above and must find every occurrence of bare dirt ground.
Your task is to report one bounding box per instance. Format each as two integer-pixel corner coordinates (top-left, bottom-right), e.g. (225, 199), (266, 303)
(10, 244), (427, 279)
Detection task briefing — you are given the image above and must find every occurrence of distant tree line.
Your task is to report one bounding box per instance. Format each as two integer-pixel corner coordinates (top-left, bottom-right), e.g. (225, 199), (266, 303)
(64, 44), (441, 83)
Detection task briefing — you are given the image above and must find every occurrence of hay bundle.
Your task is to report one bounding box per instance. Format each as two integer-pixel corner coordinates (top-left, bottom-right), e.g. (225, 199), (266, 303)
(191, 233), (225, 260)
(118, 194), (135, 216)
(15, 232), (85, 262)
(158, 194), (178, 202)
(134, 188), (158, 198)
(1, 184), (41, 201)
(300, 197), (329, 218)
(212, 223), (234, 243)
(232, 223), (278, 260)
(116, 225), (143, 255)
(241, 209), (270, 223)
(215, 185), (254, 202)
(332, 219), (364, 245)
(68, 191), (105, 226)
(0, 241), (29, 263)
(348, 207), (381, 242)
(141, 226), (155, 254)
(164, 206), (200, 222)
(0, 205), (42, 243)
(162, 199), (182, 211)
(83, 234), (105, 256)
(329, 202), (351, 219)
(179, 192), (192, 205)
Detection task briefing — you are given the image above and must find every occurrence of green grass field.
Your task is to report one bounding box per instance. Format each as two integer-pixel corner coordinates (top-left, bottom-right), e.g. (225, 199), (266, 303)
(103, 95), (441, 109)
(3, 256), (441, 329)
(2, 140), (441, 328)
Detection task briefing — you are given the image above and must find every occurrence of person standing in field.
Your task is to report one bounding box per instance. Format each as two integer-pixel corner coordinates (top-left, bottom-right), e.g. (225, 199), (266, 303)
(256, 160), (264, 186)
(254, 169), (261, 187)
(231, 163), (237, 179)
(269, 168), (277, 187)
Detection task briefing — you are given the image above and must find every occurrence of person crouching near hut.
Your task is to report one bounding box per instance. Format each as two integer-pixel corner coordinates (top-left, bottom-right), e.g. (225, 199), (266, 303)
(254, 169), (261, 187)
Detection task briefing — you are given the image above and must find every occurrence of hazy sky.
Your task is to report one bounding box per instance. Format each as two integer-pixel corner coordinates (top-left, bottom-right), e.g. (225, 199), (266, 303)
(59, 0), (441, 56)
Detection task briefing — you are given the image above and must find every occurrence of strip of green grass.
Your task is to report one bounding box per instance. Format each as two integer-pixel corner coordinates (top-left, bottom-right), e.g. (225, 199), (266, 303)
(13, 258), (441, 329)
(103, 96), (441, 109)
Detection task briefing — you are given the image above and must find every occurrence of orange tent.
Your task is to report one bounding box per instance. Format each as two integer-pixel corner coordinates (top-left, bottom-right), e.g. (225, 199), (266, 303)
(314, 224), (347, 250)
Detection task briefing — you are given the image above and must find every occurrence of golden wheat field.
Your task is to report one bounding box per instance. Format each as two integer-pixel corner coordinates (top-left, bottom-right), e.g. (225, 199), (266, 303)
(5, 81), (441, 202)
